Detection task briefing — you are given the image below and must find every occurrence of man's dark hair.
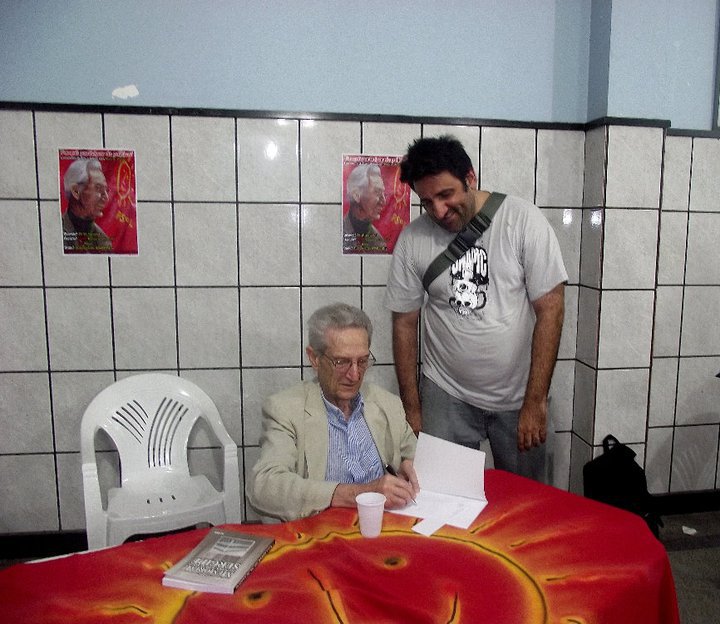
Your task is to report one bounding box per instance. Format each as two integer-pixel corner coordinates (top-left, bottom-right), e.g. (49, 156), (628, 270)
(399, 135), (473, 189)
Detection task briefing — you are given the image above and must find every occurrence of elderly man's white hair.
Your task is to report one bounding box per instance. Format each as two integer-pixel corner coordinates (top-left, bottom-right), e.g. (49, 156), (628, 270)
(345, 163), (382, 205)
(307, 302), (373, 353)
(63, 158), (103, 200)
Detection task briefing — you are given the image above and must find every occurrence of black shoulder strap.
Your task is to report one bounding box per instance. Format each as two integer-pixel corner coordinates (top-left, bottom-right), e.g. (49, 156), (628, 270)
(421, 192), (506, 292)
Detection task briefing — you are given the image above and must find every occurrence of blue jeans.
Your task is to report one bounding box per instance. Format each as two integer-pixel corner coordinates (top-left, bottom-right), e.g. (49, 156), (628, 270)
(420, 376), (545, 482)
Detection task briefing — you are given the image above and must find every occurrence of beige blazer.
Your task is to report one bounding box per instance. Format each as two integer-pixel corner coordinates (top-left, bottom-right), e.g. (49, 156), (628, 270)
(247, 381), (417, 521)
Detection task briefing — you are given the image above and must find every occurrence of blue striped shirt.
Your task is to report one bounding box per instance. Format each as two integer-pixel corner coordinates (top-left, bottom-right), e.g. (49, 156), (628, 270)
(323, 392), (385, 484)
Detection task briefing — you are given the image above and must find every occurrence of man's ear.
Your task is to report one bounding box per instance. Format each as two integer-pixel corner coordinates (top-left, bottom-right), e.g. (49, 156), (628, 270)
(465, 169), (478, 190)
(306, 346), (320, 370)
(70, 184), (82, 200)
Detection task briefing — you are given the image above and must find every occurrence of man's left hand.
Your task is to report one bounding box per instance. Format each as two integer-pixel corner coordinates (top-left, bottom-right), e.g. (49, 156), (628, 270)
(517, 400), (547, 451)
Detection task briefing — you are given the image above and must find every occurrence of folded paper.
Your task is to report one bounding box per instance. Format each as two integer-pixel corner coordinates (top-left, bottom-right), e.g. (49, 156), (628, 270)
(389, 432), (487, 535)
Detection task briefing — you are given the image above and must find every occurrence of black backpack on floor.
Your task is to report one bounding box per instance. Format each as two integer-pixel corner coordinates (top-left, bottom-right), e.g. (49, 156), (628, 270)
(583, 434), (663, 537)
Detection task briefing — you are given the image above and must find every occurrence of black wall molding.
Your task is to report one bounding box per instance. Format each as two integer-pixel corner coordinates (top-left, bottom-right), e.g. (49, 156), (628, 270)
(6, 100), (720, 137)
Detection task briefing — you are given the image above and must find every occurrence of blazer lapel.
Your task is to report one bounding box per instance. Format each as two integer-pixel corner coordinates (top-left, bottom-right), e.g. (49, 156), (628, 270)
(363, 396), (389, 466)
(304, 383), (330, 480)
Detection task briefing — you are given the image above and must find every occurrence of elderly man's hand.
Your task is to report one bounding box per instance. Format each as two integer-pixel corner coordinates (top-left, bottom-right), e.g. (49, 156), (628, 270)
(374, 472), (417, 509)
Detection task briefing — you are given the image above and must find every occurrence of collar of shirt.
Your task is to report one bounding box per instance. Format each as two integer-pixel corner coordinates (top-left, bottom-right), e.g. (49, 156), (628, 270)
(322, 391), (384, 484)
(322, 391), (362, 425)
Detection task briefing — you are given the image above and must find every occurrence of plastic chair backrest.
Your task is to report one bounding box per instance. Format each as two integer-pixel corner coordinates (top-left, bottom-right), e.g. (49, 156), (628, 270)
(81, 374), (233, 487)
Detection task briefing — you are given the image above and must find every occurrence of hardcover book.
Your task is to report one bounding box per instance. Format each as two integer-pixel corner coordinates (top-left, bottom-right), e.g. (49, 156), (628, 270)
(162, 528), (274, 594)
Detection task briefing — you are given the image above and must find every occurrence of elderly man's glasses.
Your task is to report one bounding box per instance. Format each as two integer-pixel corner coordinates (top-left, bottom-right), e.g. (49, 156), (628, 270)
(321, 351), (376, 373)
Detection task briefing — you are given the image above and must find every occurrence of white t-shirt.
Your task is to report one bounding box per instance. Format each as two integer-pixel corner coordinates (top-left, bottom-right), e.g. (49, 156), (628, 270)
(384, 194), (568, 411)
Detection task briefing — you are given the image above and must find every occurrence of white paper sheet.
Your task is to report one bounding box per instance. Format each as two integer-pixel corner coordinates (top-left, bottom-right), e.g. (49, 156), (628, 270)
(390, 490), (487, 529)
(388, 432), (487, 535)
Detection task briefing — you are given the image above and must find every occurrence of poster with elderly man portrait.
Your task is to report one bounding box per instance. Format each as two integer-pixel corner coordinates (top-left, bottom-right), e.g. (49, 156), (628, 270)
(342, 154), (410, 255)
(59, 148), (138, 255)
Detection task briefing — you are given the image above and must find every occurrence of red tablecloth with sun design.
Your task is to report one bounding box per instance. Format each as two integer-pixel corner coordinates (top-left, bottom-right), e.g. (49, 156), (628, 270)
(0, 470), (679, 624)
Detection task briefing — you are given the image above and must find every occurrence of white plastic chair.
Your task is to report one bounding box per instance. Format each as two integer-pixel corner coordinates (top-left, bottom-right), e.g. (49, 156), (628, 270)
(81, 373), (242, 550)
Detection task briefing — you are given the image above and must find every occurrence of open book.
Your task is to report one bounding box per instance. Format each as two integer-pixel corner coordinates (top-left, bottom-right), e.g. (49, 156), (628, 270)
(388, 432), (487, 536)
(162, 528), (274, 594)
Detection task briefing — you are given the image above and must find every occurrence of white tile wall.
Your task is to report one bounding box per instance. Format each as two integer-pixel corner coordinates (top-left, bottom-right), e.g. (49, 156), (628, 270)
(685, 213), (720, 284)
(480, 127), (536, 202)
(689, 138), (720, 212)
(0, 201), (43, 286)
(572, 362), (596, 443)
(653, 286), (683, 356)
(239, 287), (301, 367)
(646, 426), (673, 493)
(661, 136), (691, 212)
(582, 126), (606, 208)
(549, 360), (575, 431)
(0, 373), (53, 453)
(2, 108), (720, 535)
(57, 452), (85, 530)
(675, 356), (720, 426)
(659, 136), (720, 490)
(45, 288), (114, 370)
(557, 285), (578, 360)
(112, 288), (178, 369)
(0, 110), (36, 198)
(657, 212), (688, 285)
(593, 368), (649, 444)
(238, 204), (300, 286)
(648, 357), (679, 427)
(601, 209), (658, 290)
(575, 286), (600, 367)
(0, 454), (59, 531)
(536, 130), (585, 206)
(605, 126), (663, 208)
(175, 203), (239, 285)
(597, 290), (654, 369)
(548, 431), (572, 490)
(0, 289), (48, 370)
(171, 116), (236, 202)
(578, 123), (720, 495)
(362, 286), (394, 363)
(237, 118), (299, 203)
(579, 208), (603, 288)
(681, 286), (720, 355)
(177, 287), (240, 368)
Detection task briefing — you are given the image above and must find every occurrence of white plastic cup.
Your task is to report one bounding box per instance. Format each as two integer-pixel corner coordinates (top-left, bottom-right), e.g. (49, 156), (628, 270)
(355, 492), (386, 538)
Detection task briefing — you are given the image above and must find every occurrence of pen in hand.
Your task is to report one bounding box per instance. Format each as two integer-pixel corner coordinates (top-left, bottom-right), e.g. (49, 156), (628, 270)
(385, 464), (417, 505)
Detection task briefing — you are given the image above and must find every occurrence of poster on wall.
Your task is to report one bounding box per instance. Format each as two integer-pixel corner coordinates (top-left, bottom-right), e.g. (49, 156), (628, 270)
(58, 148), (138, 255)
(341, 154), (410, 255)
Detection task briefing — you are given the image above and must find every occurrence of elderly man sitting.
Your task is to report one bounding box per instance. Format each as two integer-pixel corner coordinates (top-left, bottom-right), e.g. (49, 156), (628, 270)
(248, 303), (418, 521)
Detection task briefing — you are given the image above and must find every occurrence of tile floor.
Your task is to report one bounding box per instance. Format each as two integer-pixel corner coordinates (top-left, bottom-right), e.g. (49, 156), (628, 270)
(659, 510), (720, 623)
